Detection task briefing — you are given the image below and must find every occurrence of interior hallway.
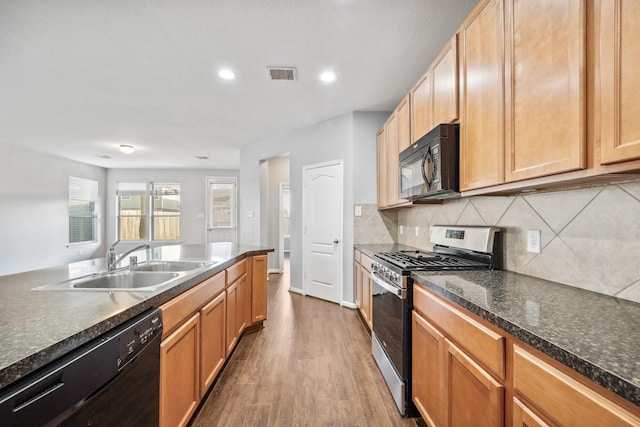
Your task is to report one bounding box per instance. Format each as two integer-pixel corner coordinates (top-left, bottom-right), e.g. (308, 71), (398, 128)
(191, 256), (421, 426)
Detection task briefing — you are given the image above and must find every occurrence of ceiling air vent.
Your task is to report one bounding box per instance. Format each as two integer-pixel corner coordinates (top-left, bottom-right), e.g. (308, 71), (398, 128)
(267, 67), (297, 81)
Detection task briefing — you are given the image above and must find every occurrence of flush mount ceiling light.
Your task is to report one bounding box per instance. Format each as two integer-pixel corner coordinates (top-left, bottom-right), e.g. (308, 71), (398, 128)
(218, 69), (236, 80)
(119, 144), (134, 154)
(320, 71), (337, 83)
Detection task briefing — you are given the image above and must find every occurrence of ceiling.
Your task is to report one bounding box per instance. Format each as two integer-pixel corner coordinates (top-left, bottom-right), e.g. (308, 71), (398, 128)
(0, 0), (478, 169)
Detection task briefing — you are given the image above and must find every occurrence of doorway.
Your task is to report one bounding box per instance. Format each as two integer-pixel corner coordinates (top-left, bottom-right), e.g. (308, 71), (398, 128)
(206, 177), (237, 245)
(302, 159), (344, 304)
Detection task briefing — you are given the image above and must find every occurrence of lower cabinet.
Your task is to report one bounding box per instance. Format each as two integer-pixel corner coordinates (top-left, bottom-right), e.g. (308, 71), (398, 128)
(251, 254), (268, 323)
(354, 250), (373, 330)
(512, 345), (640, 427)
(160, 313), (201, 427)
(412, 282), (640, 427)
(412, 310), (504, 427)
(158, 254), (269, 427)
(446, 339), (504, 427)
(200, 291), (226, 395)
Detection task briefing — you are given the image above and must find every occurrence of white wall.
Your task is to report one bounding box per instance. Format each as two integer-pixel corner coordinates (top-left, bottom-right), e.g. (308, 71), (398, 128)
(353, 111), (391, 203)
(240, 111), (386, 304)
(105, 168), (238, 251)
(0, 144), (106, 275)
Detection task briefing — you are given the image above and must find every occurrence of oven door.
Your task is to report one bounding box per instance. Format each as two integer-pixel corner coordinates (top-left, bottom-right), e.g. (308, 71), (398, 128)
(371, 271), (406, 377)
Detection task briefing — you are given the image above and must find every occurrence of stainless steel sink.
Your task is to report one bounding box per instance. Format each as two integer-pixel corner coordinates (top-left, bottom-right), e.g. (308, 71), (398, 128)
(130, 261), (211, 272)
(34, 270), (184, 292)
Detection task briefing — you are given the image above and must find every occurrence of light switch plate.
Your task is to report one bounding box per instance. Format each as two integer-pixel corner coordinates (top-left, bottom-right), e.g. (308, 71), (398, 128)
(527, 230), (541, 254)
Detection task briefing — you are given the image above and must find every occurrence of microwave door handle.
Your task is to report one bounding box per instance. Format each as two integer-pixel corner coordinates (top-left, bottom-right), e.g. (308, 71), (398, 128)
(371, 272), (405, 299)
(421, 147), (433, 188)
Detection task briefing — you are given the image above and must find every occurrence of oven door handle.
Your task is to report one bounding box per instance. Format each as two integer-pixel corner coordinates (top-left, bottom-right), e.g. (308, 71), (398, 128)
(371, 272), (405, 299)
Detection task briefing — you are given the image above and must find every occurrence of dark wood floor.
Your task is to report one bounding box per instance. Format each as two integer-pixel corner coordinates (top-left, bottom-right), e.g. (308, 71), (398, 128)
(191, 257), (421, 427)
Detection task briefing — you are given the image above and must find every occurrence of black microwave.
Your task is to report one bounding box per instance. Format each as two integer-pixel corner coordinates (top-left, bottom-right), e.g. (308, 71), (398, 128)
(399, 123), (459, 201)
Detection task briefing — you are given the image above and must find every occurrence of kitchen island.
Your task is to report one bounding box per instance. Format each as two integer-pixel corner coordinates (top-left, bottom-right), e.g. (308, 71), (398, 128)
(0, 243), (272, 391)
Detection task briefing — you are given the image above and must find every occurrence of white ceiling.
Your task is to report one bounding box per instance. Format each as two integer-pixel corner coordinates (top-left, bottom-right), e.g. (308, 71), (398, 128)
(0, 0), (478, 169)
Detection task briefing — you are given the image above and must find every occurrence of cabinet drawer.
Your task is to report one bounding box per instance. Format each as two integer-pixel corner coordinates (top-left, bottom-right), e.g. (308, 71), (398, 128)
(226, 259), (246, 285)
(360, 254), (372, 272)
(513, 345), (640, 427)
(160, 271), (225, 338)
(414, 283), (505, 380)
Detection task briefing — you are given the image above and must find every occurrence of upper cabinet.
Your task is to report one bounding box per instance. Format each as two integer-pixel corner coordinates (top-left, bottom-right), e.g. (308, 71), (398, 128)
(411, 36), (459, 144)
(378, 96), (412, 210)
(459, 0), (506, 191)
(432, 36), (459, 128)
(504, 0), (586, 182)
(598, 0), (640, 165)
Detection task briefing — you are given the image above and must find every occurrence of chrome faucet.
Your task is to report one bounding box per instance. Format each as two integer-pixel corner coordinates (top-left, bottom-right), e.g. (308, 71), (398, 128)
(106, 240), (150, 271)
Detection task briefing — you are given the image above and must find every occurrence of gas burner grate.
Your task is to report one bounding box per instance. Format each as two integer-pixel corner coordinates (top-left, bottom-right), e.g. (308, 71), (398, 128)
(375, 251), (488, 271)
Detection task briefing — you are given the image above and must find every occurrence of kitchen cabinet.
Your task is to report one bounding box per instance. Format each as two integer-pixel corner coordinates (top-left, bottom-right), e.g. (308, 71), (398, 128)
(504, 0), (586, 182)
(412, 283), (505, 427)
(411, 69), (432, 142)
(158, 255), (265, 427)
(459, 0), (505, 191)
(160, 313), (200, 427)
(376, 128), (388, 209)
(412, 311), (445, 427)
(598, 0), (640, 165)
(378, 97), (412, 209)
(200, 291), (226, 395)
(446, 339), (504, 427)
(432, 35), (459, 128)
(251, 254), (268, 323)
(354, 250), (372, 330)
(513, 345), (640, 426)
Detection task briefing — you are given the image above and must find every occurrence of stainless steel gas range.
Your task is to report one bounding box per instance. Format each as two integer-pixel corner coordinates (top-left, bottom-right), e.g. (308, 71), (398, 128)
(370, 225), (502, 417)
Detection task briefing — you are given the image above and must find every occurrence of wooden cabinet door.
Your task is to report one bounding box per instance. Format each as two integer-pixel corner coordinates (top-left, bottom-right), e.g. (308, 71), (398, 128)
(599, 0), (640, 164)
(361, 265), (372, 329)
(411, 70), (433, 142)
(512, 398), (552, 427)
(376, 128), (388, 209)
(412, 311), (446, 427)
(200, 291), (226, 395)
(397, 95), (411, 153)
(225, 282), (238, 356)
(446, 339), (504, 427)
(385, 112), (401, 206)
(160, 313), (200, 427)
(432, 35), (459, 127)
(251, 254), (268, 323)
(237, 273), (251, 335)
(354, 260), (362, 309)
(459, 0), (505, 191)
(504, 0), (586, 181)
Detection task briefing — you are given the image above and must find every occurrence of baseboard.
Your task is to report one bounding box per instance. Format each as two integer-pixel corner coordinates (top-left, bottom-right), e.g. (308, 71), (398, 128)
(341, 301), (357, 309)
(288, 287), (305, 295)
(268, 268), (282, 274)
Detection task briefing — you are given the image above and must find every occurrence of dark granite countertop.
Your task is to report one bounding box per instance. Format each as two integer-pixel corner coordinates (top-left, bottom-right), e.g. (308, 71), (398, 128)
(413, 270), (640, 407)
(0, 243), (272, 390)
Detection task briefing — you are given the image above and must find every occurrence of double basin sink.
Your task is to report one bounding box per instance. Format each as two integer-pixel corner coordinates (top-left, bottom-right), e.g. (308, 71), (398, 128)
(34, 261), (215, 292)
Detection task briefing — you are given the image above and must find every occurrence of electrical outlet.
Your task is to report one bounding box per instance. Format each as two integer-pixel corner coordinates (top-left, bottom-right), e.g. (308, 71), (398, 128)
(354, 205), (362, 217)
(415, 226), (420, 237)
(399, 225), (404, 235)
(527, 230), (541, 254)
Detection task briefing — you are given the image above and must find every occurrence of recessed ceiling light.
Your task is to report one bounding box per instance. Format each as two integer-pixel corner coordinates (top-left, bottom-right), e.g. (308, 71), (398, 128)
(119, 144), (134, 154)
(320, 71), (337, 82)
(218, 69), (236, 80)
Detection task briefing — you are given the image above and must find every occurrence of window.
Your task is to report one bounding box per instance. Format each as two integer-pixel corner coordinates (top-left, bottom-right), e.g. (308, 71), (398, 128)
(68, 176), (98, 244)
(117, 182), (180, 241)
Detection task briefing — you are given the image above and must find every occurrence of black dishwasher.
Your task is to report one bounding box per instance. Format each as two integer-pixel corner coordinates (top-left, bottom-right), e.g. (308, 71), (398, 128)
(0, 308), (163, 427)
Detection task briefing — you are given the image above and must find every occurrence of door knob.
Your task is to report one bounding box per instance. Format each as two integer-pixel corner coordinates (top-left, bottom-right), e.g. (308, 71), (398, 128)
(333, 239), (339, 244)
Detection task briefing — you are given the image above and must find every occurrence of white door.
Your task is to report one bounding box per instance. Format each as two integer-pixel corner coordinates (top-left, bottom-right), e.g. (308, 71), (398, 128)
(302, 160), (343, 304)
(206, 177), (237, 245)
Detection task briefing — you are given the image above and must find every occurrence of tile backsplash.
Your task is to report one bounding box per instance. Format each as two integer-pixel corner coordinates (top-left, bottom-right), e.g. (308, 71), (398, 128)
(361, 182), (640, 304)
